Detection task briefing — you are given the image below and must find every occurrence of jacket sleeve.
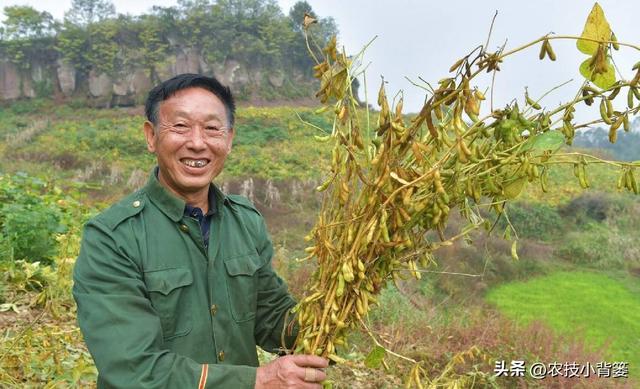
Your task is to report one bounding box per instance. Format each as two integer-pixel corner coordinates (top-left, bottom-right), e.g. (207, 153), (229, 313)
(252, 216), (300, 354)
(73, 220), (257, 389)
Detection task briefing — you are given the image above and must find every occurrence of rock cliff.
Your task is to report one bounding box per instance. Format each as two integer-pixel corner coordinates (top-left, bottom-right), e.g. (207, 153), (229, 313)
(0, 48), (315, 105)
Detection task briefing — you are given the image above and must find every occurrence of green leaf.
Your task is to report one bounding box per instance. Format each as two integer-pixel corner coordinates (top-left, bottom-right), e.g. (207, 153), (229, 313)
(577, 3), (612, 55)
(322, 381), (334, 389)
(525, 130), (564, 151)
(579, 58), (616, 89)
(364, 345), (385, 369)
(503, 176), (528, 199)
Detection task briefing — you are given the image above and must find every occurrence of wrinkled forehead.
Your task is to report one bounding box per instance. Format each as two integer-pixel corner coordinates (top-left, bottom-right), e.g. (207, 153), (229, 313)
(159, 87), (229, 124)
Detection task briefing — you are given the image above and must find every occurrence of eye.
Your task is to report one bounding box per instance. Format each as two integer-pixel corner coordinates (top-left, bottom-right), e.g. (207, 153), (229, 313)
(205, 125), (221, 131)
(170, 123), (190, 134)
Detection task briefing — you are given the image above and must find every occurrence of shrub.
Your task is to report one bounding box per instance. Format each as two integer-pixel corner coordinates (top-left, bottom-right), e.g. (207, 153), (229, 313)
(8, 98), (47, 115)
(559, 192), (626, 223)
(33, 80), (53, 99)
(1, 202), (64, 264)
(0, 174), (66, 264)
(501, 202), (562, 240)
(555, 223), (640, 269)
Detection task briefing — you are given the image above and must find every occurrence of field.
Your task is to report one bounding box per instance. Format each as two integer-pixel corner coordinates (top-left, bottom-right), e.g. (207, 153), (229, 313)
(487, 271), (640, 377)
(1, 100), (639, 388)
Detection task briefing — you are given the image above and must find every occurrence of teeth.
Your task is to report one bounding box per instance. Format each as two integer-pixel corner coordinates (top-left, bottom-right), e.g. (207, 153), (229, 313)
(183, 159), (208, 168)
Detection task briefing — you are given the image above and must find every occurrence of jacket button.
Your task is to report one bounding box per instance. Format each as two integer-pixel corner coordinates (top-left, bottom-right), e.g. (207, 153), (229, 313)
(218, 350), (225, 362)
(179, 224), (189, 232)
(132, 200), (141, 208)
(210, 304), (217, 315)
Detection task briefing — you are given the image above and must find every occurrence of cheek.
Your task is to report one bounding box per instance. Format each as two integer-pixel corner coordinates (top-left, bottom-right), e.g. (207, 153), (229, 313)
(209, 142), (232, 155)
(157, 138), (183, 156)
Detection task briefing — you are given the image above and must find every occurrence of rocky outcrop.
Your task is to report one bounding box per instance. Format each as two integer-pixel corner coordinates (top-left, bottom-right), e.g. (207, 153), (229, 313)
(212, 60), (249, 87)
(21, 75), (35, 98)
(174, 48), (200, 74)
(0, 49), (324, 103)
(56, 60), (76, 96)
(268, 71), (285, 88)
(220, 177), (321, 211)
(0, 60), (22, 100)
(88, 70), (112, 97)
(130, 69), (152, 96)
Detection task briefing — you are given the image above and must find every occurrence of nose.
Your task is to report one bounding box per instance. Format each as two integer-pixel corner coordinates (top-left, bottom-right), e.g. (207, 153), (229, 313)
(186, 125), (207, 150)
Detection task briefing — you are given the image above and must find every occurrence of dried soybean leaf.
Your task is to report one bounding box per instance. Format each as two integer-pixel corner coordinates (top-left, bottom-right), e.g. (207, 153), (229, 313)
(303, 13), (317, 29)
(577, 3), (612, 55)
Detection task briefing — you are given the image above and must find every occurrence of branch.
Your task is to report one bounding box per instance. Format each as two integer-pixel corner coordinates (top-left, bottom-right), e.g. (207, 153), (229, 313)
(357, 316), (418, 364)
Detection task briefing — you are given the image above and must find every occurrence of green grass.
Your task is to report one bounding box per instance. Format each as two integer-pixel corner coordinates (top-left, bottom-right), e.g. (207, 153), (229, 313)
(486, 271), (640, 377)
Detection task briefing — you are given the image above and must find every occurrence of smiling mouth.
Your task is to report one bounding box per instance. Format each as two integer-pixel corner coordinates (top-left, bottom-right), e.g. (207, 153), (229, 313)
(181, 158), (210, 168)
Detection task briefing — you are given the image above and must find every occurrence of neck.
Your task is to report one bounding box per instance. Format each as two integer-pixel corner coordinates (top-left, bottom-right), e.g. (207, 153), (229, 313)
(157, 171), (209, 213)
(181, 191), (209, 213)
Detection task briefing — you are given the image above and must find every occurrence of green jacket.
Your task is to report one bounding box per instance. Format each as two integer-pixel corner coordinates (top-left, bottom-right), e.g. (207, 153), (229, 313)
(73, 170), (299, 389)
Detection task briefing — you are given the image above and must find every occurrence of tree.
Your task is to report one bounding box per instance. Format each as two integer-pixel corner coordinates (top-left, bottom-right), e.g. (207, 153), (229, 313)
(58, 0), (117, 77)
(56, 21), (91, 74)
(86, 18), (120, 75)
(175, 0), (292, 67)
(177, 0), (212, 9)
(286, 1), (338, 73)
(137, 15), (170, 82)
(2, 6), (56, 39)
(176, 0), (216, 52)
(1, 6), (57, 68)
(2, 0), (337, 99)
(224, 0), (291, 66)
(65, 0), (115, 27)
(287, 1), (313, 34)
(287, 1), (337, 42)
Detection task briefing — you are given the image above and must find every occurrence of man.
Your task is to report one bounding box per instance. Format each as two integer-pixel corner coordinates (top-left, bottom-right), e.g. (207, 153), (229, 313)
(73, 74), (328, 388)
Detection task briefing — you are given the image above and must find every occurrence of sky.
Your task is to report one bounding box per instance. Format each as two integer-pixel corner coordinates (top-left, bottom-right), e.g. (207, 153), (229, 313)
(2, 0), (639, 122)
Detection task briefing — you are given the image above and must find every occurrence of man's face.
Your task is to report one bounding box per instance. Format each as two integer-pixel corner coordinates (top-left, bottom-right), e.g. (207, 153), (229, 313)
(143, 87), (234, 199)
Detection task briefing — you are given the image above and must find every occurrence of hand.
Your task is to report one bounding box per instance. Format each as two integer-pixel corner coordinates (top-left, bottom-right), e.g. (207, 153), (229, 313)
(255, 354), (329, 389)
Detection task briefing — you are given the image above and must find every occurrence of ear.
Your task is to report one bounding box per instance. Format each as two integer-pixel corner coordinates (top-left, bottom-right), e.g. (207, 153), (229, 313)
(226, 127), (235, 153)
(143, 121), (157, 153)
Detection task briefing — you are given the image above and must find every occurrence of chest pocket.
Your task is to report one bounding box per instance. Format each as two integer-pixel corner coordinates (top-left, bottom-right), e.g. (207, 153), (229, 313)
(223, 253), (262, 323)
(145, 268), (193, 340)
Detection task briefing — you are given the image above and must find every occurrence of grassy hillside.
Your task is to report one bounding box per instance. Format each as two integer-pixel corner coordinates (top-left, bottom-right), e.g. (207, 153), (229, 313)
(0, 100), (633, 192)
(0, 100), (334, 189)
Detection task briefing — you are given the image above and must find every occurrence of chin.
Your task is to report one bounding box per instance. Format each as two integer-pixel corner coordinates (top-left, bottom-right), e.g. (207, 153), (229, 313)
(180, 176), (213, 190)
(160, 164), (219, 195)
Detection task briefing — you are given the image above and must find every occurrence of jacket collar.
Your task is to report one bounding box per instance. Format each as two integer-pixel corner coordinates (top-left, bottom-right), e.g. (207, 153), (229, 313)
(144, 166), (228, 222)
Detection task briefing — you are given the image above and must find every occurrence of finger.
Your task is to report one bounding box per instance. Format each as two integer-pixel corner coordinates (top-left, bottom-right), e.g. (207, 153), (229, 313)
(296, 367), (327, 384)
(313, 368), (327, 382)
(298, 381), (323, 389)
(294, 366), (311, 383)
(290, 354), (329, 368)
